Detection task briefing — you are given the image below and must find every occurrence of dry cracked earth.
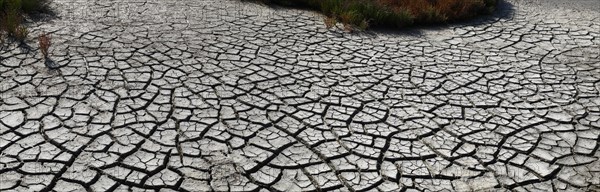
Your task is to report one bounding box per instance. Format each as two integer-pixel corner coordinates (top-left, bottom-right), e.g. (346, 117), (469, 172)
(1, 0), (599, 191)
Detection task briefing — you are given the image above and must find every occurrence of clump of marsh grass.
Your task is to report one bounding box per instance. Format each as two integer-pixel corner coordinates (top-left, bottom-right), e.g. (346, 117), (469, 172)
(245, 0), (497, 30)
(1, 8), (25, 40)
(1, 0), (51, 41)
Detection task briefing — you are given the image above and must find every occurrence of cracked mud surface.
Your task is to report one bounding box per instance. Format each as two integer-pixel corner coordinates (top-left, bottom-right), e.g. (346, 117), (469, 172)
(1, 0), (599, 191)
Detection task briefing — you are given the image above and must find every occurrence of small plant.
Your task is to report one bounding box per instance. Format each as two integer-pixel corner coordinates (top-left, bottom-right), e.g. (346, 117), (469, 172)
(38, 32), (51, 58)
(343, 23), (353, 32)
(323, 16), (336, 29)
(13, 25), (27, 41)
(338, 11), (357, 26)
(358, 19), (369, 30)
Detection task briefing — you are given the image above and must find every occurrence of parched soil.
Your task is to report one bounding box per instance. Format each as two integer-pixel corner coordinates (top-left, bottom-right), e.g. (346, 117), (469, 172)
(0, 0), (598, 191)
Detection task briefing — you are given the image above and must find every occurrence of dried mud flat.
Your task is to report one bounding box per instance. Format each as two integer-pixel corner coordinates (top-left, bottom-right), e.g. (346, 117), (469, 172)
(0, 0), (599, 191)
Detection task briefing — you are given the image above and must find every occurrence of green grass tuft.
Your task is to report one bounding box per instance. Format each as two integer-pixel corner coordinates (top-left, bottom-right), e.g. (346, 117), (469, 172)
(1, 0), (50, 41)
